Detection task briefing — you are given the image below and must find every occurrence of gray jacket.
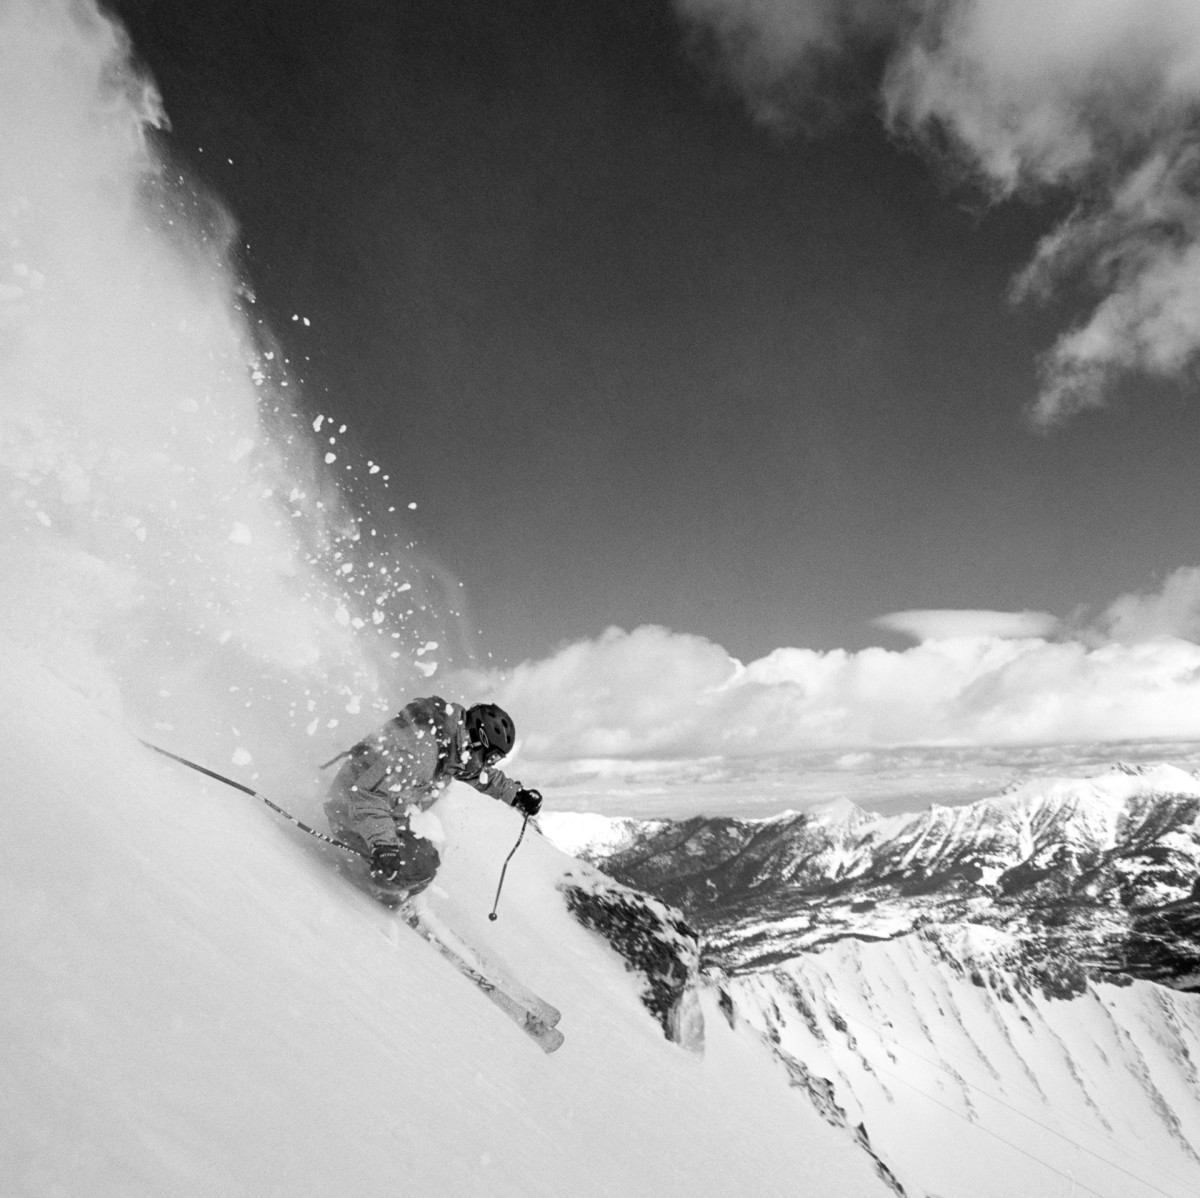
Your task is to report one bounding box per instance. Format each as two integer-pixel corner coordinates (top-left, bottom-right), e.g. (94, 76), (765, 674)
(327, 695), (522, 851)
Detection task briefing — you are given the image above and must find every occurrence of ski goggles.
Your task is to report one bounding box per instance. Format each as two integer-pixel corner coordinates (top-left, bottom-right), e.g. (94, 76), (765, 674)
(472, 736), (507, 768)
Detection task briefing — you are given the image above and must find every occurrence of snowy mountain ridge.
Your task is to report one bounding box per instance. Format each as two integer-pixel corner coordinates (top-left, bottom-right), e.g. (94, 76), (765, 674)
(545, 761), (1200, 863)
(542, 766), (1200, 1197)
(542, 762), (1200, 982)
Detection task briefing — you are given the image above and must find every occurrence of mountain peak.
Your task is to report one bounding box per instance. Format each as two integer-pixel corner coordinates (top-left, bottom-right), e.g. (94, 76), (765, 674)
(553, 765), (1200, 984)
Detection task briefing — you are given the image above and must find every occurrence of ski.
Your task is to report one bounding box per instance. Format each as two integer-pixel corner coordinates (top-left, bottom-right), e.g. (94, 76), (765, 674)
(407, 899), (562, 1028)
(402, 902), (564, 1054)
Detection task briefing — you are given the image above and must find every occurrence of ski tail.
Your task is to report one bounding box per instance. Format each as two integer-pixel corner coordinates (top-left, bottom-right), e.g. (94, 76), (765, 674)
(402, 900), (564, 1053)
(406, 899), (562, 1029)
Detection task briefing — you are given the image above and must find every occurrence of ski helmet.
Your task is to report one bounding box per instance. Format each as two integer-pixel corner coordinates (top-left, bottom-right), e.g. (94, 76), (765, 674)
(465, 702), (516, 760)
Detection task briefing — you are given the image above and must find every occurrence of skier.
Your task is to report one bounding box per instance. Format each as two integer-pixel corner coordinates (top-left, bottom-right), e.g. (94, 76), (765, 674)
(323, 696), (543, 896)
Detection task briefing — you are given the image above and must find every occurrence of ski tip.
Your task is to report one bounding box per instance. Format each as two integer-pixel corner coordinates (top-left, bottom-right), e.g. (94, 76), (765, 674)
(524, 1012), (565, 1053)
(534, 1026), (566, 1053)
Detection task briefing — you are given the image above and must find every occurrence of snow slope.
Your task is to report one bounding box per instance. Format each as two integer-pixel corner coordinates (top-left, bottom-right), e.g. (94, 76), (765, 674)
(729, 935), (1200, 1198)
(548, 785), (1200, 1197)
(0, 647), (893, 1198)
(0, 5), (888, 1192)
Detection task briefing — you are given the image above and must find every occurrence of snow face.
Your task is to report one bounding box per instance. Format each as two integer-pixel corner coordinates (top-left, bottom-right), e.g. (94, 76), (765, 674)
(0, 653), (894, 1198)
(727, 937), (1200, 1198)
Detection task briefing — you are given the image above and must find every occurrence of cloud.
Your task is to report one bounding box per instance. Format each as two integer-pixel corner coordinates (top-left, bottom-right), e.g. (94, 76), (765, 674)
(461, 579), (1200, 813)
(675, 0), (1200, 424)
(1101, 565), (1200, 642)
(460, 625), (737, 759)
(455, 622), (1200, 770)
(678, 0), (897, 126)
(874, 609), (1062, 643)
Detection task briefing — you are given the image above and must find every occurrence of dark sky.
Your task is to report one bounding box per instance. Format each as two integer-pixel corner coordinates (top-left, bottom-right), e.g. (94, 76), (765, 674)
(110, 0), (1200, 668)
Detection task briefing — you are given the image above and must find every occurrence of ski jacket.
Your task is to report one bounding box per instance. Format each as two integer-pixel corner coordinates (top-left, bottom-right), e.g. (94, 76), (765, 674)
(328, 695), (522, 851)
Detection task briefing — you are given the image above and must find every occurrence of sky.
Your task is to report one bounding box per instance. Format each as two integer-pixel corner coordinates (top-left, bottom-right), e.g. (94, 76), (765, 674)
(109, 0), (1200, 668)
(7, 0), (1200, 819)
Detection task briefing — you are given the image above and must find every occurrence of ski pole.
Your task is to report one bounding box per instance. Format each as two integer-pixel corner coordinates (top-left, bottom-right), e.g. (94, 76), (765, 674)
(488, 813), (530, 922)
(139, 738), (368, 859)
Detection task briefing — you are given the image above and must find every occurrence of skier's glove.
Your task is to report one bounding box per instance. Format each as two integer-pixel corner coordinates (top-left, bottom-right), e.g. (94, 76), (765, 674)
(369, 843), (407, 883)
(512, 788), (543, 817)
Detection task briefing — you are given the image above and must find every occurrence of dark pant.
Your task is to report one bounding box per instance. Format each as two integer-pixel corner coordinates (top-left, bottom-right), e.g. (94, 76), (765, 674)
(324, 801), (441, 895)
(380, 828), (440, 894)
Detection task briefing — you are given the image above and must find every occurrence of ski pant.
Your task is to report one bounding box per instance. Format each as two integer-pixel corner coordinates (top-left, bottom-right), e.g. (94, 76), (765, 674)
(324, 789), (441, 895)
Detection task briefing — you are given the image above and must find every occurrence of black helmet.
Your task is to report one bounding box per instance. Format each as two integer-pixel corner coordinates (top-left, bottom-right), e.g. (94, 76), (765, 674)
(465, 703), (515, 760)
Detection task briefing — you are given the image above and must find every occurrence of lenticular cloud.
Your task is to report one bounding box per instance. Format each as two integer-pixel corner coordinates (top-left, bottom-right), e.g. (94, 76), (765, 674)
(873, 609), (1062, 643)
(0, 0), (431, 790)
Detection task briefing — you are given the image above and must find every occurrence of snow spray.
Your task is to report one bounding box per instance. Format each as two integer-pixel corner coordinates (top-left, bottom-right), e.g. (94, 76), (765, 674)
(0, 0), (462, 809)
